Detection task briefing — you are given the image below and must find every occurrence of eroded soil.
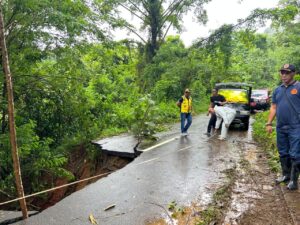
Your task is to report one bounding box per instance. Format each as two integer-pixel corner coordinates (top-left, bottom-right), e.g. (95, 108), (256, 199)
(226, 143), (299, 225)
(31, 145), (132, 210)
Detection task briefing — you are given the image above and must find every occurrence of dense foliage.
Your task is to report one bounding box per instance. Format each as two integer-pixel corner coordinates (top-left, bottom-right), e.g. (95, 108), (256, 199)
(252, 112), (279, 172)
(0, 0), (299, 205)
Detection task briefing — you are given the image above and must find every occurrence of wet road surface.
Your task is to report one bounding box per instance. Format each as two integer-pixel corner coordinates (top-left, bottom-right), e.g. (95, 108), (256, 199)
(13, 115), (252, 225)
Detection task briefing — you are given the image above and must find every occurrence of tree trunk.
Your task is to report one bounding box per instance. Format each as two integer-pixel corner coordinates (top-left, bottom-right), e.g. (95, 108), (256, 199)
(147, 0), (161, 61)
(0, 4), (28, 219)
(1, 71), (7, 134)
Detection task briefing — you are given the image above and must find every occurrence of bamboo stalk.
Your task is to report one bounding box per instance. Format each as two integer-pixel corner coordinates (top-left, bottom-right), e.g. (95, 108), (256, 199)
(0, 3), (28, 219)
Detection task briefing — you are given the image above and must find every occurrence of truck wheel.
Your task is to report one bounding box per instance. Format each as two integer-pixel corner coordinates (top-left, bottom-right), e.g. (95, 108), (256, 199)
(243, 117), (250, 130)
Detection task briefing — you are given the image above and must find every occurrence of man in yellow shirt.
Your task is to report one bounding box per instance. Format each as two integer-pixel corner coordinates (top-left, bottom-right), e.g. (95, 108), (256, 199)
(177, 89), (192, 136)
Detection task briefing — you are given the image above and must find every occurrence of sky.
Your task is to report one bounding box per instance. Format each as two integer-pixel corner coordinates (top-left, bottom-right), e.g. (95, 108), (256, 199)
(113, 0), (279, 46)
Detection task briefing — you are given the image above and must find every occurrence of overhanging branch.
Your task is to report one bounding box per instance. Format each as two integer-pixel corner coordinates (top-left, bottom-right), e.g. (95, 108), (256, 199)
(161, 0), (186, 39)
(123, 24), (147, 44)
(127, 0), (147, 17)
(160, 0), (186, 31)
(119, 2), (145, 21)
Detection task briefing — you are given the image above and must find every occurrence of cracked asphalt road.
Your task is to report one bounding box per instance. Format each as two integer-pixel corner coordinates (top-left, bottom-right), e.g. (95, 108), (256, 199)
(12, 115), (251, 225)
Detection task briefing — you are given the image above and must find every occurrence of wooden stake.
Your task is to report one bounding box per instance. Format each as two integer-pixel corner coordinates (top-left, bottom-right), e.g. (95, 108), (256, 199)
(0, 3), (28, 219)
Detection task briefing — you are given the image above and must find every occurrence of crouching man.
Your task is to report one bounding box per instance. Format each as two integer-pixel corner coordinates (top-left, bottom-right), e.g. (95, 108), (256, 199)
(209, 105), (236, 140)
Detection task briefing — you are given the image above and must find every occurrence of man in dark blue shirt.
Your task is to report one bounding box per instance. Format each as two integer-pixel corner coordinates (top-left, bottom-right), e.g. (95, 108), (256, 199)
(266, 64), (300, 190)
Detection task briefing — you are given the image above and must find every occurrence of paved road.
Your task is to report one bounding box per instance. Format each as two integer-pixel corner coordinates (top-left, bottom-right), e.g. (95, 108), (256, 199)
(13, 115), (251, 225)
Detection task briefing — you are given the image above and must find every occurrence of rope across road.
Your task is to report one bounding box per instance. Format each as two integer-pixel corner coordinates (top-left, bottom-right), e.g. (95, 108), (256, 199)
(0, 171), (113, 206)
(0, 136), (204, 207)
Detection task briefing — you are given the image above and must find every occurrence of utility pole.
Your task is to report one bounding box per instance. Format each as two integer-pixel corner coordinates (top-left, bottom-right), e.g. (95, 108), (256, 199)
(0, 3), (28, 219)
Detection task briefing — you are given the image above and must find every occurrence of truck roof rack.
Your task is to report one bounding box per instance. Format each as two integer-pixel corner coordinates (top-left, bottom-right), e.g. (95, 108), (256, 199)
(215, 82), (252, 89)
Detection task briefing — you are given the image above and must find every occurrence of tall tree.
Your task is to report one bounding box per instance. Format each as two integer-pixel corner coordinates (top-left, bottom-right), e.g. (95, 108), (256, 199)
(112, 0), (210, 61)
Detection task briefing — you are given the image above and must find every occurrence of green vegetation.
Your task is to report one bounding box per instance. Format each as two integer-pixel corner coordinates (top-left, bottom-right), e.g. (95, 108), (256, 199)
(252, 112), (280, 172)
(0, 0), (300, 205)
(167, 200), (186, 219)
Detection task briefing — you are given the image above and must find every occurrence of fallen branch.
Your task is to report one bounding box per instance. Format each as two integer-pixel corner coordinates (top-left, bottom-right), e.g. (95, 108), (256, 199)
(104, 204), (116, 211)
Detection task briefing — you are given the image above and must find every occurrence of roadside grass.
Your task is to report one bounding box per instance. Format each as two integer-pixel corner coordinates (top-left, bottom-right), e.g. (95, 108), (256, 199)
(252, 111), (280, 172)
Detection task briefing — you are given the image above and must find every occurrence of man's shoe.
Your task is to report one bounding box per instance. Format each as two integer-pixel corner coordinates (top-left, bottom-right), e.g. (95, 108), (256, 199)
(276, 157), (291, 184)
(287, 163), (299, 190)
(275, 175), (290, 184)
(287, 180), (298, 190)
(203, 132), (211, 137)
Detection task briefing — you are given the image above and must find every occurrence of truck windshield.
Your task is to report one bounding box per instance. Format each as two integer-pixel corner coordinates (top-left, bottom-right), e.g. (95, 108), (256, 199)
(218, 89), (249, 104)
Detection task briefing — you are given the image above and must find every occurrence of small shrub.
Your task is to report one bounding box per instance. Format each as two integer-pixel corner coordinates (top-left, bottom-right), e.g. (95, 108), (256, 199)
(131, 95), (160, 141)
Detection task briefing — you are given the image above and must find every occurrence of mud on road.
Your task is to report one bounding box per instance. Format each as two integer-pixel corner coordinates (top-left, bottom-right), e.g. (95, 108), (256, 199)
(148, 135), (300, 225)
(223, 142), (299, 225)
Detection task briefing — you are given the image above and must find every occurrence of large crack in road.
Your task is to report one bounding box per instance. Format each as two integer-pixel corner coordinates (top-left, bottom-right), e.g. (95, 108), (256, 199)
(7, 115), (299, 225)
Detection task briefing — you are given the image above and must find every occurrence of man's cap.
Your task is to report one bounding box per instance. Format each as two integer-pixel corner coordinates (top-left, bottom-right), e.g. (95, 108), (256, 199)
(185, 88), (191, 93)
(279, 64), (296, 72)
